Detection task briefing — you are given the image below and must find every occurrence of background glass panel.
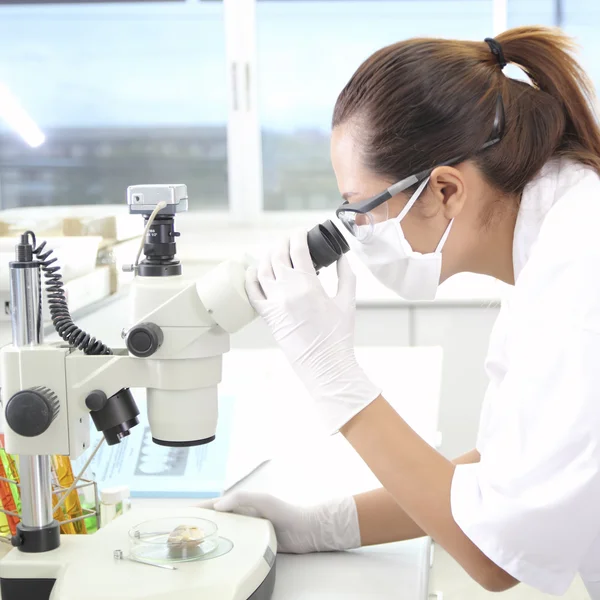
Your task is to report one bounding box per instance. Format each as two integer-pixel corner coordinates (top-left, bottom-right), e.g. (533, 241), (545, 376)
(508, 1), (600, 95)
(0, 2), (227, 210)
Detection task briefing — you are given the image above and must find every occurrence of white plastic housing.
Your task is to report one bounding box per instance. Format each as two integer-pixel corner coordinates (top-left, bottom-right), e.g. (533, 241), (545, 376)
(147, 387), (218, 445)
(196, 255), (257, 334)
(0, 345), (86, 457)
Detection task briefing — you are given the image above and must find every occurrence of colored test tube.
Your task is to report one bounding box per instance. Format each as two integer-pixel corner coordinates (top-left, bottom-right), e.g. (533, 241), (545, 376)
(0, 459), (19, 536)
(0, 448), (21, 514)
(80, 499), (98, 534)
(50, 467), (77, 535)
(0, 438), (20, 536)
(0, 511), (11, 538)
(52, 456), (87, 535)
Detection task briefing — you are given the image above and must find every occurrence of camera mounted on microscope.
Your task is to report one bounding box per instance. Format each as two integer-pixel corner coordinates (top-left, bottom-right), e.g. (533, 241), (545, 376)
(126, 184), (188, 277)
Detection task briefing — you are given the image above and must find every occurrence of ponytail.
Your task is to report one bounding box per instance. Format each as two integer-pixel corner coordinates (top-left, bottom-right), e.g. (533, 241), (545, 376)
(496, 26), (600, 180)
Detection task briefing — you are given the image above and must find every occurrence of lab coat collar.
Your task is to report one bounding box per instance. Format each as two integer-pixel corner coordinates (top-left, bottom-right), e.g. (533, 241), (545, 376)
(512, 158), (591, 281)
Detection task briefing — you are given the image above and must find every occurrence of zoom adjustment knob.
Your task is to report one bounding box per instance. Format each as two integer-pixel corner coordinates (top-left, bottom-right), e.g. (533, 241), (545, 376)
(126, 322), (164, 358)
(5, 387), (59, 437)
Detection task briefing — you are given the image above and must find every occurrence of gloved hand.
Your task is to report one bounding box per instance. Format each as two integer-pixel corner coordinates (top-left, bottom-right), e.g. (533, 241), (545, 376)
(202, 491), (361, 554)
(245, 231), (381, 433)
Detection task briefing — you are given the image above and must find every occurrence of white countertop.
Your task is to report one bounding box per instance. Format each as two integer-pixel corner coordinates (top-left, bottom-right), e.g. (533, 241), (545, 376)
(133, 344), (443, 599)
(138, 431), (436, 600)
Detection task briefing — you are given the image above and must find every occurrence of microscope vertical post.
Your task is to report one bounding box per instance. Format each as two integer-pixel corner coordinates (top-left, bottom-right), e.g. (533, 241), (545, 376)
(9, 252), (42, 346)
(8, 239), (59, 552)
(19, 458), (54, 532)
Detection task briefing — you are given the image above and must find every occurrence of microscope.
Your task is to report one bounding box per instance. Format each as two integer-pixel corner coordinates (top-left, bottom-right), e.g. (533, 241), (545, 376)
(0, 184), (349, 600)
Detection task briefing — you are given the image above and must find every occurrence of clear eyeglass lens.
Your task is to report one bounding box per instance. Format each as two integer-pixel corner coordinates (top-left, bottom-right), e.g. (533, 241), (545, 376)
(339, 200), (389, 243)
(339, 211), (374, 242)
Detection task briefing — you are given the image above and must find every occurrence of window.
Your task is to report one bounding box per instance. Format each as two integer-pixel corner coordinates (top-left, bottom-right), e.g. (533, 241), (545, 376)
(0, 2), (227, 210)
(561, 1), (600, 93)
(508, 1), (600, 93)
(257, 1), (495, 211)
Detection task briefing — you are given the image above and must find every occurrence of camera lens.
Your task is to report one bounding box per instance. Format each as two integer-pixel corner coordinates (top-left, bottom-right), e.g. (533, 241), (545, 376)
(306, 220), (350, 272)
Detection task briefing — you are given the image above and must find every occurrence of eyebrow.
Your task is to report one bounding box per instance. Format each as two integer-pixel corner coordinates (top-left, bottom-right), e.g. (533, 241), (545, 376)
(342, 191), (358, 201)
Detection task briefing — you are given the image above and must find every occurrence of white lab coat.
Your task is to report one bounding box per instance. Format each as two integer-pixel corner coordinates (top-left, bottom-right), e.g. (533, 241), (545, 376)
(451, 158), (600, 596)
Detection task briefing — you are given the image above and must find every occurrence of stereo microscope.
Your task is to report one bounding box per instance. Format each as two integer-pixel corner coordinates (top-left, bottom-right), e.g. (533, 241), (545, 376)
(0, 184), (349, 600)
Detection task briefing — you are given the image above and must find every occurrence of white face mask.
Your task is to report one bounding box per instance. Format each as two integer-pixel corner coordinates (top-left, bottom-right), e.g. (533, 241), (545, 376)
(350, 177), (454, 301)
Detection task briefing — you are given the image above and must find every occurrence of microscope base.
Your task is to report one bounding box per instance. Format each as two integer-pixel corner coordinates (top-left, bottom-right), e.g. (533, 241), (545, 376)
(0, 507), (277, 600)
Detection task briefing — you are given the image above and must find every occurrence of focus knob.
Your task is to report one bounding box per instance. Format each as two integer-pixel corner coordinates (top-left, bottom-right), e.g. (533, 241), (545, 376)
(126, 322), (164, 358)
(5, 387), (59, 437)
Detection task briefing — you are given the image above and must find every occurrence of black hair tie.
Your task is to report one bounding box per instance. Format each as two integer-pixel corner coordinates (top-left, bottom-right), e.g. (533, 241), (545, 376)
(484, 37), (507, 70)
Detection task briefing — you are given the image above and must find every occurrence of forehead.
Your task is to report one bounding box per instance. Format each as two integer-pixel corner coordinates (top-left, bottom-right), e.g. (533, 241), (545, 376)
(330, 125), (389, 197)
(331, 125), (362, 178)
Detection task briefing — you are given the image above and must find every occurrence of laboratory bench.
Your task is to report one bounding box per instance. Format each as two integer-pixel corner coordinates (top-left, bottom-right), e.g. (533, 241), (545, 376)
(116, 343), (442, 600)
(137, 461), (433, 599)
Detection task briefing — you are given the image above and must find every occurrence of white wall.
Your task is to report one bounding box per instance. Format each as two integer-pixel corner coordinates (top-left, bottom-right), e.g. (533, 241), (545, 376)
(412, 305), (498, 459)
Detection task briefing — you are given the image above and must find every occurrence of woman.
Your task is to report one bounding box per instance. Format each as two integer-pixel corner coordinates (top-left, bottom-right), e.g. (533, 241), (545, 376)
(213, 26), (600, 596)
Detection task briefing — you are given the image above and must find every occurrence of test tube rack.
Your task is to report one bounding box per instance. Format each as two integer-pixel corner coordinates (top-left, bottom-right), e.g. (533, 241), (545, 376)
(0, 475), (100, 542)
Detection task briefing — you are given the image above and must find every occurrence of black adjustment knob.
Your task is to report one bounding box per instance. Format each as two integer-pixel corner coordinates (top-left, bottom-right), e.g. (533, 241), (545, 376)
(5, 387), (59, 437)
(126, 322), (164, 358)
(11, 534), (22, 547)
(86, 390), (108, 412)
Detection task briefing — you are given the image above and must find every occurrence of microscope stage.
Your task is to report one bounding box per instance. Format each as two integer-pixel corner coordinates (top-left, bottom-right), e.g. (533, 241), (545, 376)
(0, 507), (277, 600)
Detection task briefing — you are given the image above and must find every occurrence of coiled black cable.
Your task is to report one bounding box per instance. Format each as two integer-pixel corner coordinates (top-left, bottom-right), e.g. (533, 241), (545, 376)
(25, 231), (112, 355)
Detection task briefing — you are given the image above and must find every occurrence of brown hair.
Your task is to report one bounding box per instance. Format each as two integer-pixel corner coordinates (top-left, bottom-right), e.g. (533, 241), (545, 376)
(332, 26), (600, 202)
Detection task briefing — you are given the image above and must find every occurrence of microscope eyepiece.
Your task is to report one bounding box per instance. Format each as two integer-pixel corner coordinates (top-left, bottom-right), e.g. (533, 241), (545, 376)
(306, 220), (350, 272)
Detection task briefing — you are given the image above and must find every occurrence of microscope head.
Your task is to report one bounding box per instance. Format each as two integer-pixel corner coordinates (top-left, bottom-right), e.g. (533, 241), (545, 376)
(121, 183), (350, 450)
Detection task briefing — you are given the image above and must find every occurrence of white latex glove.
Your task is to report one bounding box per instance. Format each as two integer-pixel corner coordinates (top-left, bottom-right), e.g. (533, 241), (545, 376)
(245, 231), (381, 433)
(202, 491), (360, 554)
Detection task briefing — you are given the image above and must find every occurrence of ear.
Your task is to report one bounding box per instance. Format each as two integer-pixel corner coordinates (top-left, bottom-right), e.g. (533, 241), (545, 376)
(428, 166), (466, 219)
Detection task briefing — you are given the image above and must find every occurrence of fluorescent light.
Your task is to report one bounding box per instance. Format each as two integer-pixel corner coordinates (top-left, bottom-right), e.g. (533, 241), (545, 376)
(0, 83), (45, 148)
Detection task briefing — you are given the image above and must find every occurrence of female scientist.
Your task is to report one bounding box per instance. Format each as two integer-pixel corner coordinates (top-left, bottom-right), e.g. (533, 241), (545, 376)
(214, 26), (600, 595)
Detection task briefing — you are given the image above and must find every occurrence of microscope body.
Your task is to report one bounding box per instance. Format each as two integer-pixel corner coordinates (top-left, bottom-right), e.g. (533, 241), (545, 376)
(1, 184), (256, 462)
(1, 253), (255, 461)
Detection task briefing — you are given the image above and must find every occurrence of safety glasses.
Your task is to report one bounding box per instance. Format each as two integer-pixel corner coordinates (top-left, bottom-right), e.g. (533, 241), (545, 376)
(335, 94), (506, 242)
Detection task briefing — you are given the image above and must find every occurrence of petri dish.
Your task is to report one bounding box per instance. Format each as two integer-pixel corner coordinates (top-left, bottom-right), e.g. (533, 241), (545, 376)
(129, 517), (223, 564)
